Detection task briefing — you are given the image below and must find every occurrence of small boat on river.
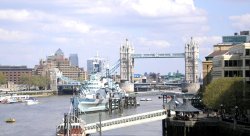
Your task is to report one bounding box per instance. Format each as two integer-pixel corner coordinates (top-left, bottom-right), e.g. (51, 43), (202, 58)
(5, 118), (16, 123)
(140, 98), (152, 101)
(1, 94), (30, 104)
(25, 97), (39, 105)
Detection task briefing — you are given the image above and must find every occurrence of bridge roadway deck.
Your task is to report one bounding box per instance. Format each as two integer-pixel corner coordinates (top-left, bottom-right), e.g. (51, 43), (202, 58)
(84, 109), (167, 134)
(132, 53), (185, 58)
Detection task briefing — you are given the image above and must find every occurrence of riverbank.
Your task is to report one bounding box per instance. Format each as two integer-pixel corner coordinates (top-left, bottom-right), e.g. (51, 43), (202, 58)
(0, 90), (56, 97)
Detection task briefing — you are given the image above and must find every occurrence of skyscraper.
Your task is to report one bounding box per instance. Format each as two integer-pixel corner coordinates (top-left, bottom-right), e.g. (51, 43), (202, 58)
(69, 54), (79, 67)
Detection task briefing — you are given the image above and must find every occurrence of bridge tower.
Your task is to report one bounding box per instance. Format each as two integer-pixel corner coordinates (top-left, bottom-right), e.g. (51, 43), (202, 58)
(120, 39), (134, 83)
(185, 37), (199, 83)
(120, 39), (135, 92)
(183, 37), (200, 93)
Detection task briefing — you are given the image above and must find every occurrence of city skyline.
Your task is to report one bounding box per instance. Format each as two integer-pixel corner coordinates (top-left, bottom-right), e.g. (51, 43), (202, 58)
(0, 0), (250, 74)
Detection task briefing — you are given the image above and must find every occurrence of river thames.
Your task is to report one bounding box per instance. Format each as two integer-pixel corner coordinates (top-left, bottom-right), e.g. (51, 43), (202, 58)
(0, 95), (163, 136)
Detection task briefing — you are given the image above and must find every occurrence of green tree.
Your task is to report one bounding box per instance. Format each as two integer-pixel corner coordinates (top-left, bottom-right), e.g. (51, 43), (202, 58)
(0, 72), (6, 85)
(203, 77), (246, 110)
(20, 74), (33, 90)
(39, 75), (50, 90)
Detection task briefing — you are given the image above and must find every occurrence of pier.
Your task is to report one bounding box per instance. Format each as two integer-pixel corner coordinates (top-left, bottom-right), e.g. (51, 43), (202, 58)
(84, 109), (167, 134)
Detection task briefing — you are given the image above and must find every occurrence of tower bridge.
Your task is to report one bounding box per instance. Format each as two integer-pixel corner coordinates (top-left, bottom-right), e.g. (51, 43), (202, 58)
(54, 38), (200, 94)
(120, 38), (200, 93)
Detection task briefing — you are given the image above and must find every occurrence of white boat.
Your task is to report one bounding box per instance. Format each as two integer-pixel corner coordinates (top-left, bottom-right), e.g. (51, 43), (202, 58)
(140, 98), (152, 101)
(25, 97), (39, 105)
(1, 94), (30, 104)
(0, 95), (8, 102)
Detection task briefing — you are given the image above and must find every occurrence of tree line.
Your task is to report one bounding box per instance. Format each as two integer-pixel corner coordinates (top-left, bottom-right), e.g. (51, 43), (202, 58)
(202, 77), (250, 112)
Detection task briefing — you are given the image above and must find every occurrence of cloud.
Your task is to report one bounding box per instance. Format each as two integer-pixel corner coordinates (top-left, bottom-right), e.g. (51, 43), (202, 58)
(53, 37), (71, 44)
(192, 36), (221, 47)
(0, 9), (55, 22)
(0, 9), (31, 21)
(0, 28), (35, 42)
(229, 14), (250, 30)
(61, 20), (91, 33)
(75, 6), (112, 14)
(0, 9), (92, 34)
(125, 0), (197, 17)
(137, 37), (170, 48)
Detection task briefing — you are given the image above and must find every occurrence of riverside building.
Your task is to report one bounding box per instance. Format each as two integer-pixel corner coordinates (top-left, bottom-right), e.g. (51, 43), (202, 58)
(212, 43), (250, 84)
(202, 31), (250, 86)
(0, 65), (33, 84)
(34, 49), (87, 81)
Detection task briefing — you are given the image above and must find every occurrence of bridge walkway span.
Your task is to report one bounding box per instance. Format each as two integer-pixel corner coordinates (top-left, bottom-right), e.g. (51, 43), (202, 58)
(84, 109), (167, 134)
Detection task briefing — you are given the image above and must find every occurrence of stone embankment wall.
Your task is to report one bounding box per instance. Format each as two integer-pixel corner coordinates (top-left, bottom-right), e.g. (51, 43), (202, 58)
(164, 118), (250, 136)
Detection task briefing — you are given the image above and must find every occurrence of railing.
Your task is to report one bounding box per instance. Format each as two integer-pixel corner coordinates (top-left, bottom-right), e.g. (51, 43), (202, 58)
(84, 109), (167, 134)
(132, 53), (185, 58)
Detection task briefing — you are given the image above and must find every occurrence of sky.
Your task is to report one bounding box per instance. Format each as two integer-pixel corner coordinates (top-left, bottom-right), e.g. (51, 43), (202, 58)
(0, 0), (250, 75)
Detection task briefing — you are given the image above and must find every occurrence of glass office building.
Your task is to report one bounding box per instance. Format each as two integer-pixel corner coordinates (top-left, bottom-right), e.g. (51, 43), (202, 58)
(222, 31), (250, 44)
(69, 54), (79, 67)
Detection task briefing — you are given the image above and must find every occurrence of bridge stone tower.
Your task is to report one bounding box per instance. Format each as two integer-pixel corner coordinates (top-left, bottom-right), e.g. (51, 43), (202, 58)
(120, 39), (135, 92)
(185, 37), (199, 83)
(183, 37), (200, 93)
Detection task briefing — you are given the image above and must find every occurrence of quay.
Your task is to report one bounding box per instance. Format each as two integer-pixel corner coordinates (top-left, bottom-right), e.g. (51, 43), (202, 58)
(163, 116), (250, 136)
(0, 90), (56, 97)
(82, 113), (250, 136)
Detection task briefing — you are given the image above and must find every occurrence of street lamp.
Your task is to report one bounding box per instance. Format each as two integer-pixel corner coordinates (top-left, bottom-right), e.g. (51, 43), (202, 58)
(220, 104), (224, 119)
(235, 106), (239, 120)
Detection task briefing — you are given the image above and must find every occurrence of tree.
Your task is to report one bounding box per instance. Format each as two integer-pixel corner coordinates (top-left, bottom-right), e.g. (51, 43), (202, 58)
(0, 72), (6, 85)
(203, 77), (247, 110)
(39, 75), (50, 90)
(20, 74), (33, 90)
(20, 74), (51, 90)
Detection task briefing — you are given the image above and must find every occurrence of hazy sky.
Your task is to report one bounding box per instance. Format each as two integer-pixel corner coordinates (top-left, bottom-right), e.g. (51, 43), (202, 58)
(0, 0), (249, 74)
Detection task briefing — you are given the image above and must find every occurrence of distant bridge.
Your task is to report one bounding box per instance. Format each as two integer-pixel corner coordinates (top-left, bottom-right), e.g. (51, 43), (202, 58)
(84, 109), (167, 134)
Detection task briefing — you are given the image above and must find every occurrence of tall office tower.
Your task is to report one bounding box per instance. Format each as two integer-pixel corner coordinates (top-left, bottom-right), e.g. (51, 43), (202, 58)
(185, 37), (199, 83)
(87, 53), (106, 75)
(120, 39), (134, 83)
(69, 54), (79, 67)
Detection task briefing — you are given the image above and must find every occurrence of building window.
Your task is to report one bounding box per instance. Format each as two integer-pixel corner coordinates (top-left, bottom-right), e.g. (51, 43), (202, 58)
(224, 60), (242, 67)
(246, 49), (250, 56)
(224, 70), (243, 77)
(246, 60), (250, 66)
(225, 60), (228, 67)
(246, 70), (250, 77)
(224, 71), (228, 77)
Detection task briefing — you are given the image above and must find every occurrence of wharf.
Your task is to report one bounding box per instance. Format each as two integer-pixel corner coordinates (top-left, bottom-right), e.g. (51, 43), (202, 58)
(163, 115), (250, 136)
(0, 90), (56, 97)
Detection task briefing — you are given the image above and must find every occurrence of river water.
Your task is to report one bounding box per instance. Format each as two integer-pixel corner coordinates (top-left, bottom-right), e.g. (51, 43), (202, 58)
(0, 95), (163, 136)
